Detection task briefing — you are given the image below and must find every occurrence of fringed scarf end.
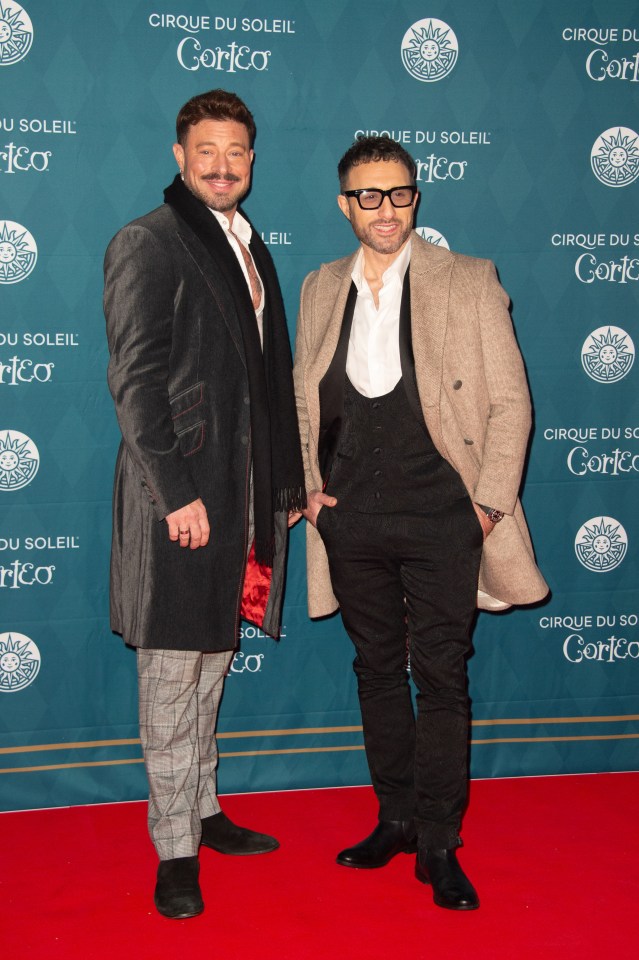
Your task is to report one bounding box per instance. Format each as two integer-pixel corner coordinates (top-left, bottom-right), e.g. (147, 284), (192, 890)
(274, 485), (306, 514)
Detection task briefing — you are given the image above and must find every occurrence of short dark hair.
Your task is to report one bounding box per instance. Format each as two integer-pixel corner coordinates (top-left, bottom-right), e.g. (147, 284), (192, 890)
(338, 135), (417, 189)
(176, 89), (256, 147)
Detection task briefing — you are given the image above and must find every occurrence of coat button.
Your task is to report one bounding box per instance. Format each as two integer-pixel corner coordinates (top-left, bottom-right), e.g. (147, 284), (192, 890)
(241, 435), (249, 446)
(453, 380), (462, 390)
(374, 469), (381, 477)
(464, 438), (474, 445)
(374, 491), (381, 499)
(372, 401), (380, 409)
(373, 447), (381, 454)
(243, 395), (250, 405)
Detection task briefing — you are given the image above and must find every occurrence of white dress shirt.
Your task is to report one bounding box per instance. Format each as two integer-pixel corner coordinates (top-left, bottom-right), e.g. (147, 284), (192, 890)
(210, 208), (265, 345)
(346, 241), (411, 398)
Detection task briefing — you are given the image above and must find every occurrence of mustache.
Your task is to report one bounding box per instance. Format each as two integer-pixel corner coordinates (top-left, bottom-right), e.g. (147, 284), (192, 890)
(202, 172), (241, 183)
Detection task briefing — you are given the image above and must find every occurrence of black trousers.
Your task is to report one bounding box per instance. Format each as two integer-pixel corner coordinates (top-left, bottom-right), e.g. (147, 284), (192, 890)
(317, 497), (483, 850)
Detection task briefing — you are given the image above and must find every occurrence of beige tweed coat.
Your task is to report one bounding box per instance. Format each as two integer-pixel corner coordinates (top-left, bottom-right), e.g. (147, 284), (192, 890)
(293, 231), (549, 618)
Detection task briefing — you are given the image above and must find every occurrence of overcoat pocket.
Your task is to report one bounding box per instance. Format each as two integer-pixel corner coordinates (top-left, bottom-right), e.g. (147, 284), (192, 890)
(170, 382), (206, 456)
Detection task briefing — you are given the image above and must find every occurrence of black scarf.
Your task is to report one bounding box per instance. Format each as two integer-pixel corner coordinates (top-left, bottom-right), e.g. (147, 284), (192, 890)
(164, 175), (305, 566)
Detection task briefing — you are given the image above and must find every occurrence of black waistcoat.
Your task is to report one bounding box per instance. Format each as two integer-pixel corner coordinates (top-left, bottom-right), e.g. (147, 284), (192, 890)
(325, 376), (467, 514)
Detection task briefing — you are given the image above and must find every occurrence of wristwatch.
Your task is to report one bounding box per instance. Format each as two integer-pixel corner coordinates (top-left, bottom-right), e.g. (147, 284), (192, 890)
(477, 504), (504, 523)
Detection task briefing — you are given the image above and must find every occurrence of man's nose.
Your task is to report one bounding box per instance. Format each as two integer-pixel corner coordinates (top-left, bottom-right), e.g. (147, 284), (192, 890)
(378, 195), (396, 217)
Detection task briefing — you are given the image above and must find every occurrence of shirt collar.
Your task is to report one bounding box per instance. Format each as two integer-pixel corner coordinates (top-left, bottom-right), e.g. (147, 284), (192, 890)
(209, 207), (253, 245)
(351, 239), (412, 293)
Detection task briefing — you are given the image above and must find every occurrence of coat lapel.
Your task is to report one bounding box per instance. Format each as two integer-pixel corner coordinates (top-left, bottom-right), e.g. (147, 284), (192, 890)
(317, 281), (357, 480)
(174, 214), (250, 365)
(408, 234), (454, 410)
(305, 253), (357, 409)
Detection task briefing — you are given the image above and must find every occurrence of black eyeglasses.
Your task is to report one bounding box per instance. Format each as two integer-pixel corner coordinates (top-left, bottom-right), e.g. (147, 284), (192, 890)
(342, 186), (417, 210)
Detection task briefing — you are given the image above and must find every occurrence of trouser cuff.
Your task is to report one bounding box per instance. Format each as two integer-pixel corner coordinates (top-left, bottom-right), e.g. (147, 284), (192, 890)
(415, 818), (462, 851)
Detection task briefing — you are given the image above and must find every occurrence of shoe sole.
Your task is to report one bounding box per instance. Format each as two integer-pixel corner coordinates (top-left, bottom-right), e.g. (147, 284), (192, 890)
(200, 840), (280, 856)
(154, 900), (204, 919)
(336, 842), (417, 869)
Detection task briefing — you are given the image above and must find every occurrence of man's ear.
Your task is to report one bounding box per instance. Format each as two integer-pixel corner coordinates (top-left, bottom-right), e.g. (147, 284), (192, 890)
(337, 194), (351, 221)
(172, 142), (185, 175)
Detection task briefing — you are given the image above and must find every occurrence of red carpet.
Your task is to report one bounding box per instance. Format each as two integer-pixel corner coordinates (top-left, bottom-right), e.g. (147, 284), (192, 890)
(1, 774), (636, 959)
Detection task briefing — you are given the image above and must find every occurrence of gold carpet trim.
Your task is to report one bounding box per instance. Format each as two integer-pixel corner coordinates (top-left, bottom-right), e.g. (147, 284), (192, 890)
(2, 714), (638, 758)
(1, 726), (639, 773)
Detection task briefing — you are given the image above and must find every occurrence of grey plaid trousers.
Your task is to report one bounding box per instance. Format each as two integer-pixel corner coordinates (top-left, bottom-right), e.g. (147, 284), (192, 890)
(137, 647), (234, 860)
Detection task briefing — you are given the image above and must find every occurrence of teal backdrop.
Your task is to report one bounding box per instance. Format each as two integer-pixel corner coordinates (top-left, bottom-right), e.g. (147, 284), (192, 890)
(1, 0), (638, 811)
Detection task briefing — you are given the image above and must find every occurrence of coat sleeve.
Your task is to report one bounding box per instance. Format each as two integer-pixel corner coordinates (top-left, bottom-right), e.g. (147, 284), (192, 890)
(471, 260), (532, 515)
(104, 224), (199, 520)
(293, 271), (319, 493)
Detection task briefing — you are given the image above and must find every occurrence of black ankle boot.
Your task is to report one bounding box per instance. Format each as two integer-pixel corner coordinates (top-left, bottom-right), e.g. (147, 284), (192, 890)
(416, 848), (479, 910)
(200, 811), (279, 855)
(336, 820), (417, 868)
(154, 856), (203, 919)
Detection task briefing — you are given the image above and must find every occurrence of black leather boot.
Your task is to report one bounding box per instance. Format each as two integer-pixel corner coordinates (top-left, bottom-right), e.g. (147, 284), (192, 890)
(200, 811), (279, 855)
(336, 820), (417, 868)
(415, 848), (479, 910)
(154, 856), (203, 919)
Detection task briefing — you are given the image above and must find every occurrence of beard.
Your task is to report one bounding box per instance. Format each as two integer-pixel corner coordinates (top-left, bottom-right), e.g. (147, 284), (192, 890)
(352, 216), (414, 256)
(187, 173), (247, 213)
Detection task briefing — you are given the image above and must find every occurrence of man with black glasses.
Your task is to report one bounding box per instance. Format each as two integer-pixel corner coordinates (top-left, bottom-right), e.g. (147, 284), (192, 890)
(293, 136), (547, 910)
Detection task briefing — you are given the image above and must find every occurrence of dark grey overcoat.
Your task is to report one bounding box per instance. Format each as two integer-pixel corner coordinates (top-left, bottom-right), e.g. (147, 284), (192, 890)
(104, 204), (287, 651)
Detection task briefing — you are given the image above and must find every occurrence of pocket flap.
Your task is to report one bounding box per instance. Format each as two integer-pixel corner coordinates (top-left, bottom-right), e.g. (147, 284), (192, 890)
(169, 381), (204, 422)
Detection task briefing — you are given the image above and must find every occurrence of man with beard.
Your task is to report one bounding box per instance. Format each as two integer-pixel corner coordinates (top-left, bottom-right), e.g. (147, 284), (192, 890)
(104, 89), (305, 919)
(294, 136), (547, 910)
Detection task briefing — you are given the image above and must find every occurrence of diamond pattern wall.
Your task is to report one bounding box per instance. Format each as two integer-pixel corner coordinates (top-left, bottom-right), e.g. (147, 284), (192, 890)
(1, 0), (637, 811)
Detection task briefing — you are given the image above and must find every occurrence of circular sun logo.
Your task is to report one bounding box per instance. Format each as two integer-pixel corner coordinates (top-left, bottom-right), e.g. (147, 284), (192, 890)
(0, 221), (37, 284)
(401, 18), (458, 82)
(0, 633), (41, 692)
(0, 429), (40, 491)
(0, 1), (33, 66)
(591, 127), (639, 187)
(581, 326), (635, 383)
(575, 516), (628, 573)
(416, 226), (450, 249)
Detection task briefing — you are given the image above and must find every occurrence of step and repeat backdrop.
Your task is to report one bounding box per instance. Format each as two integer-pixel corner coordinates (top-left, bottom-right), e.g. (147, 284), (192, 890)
(1, 0), (638, 811)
